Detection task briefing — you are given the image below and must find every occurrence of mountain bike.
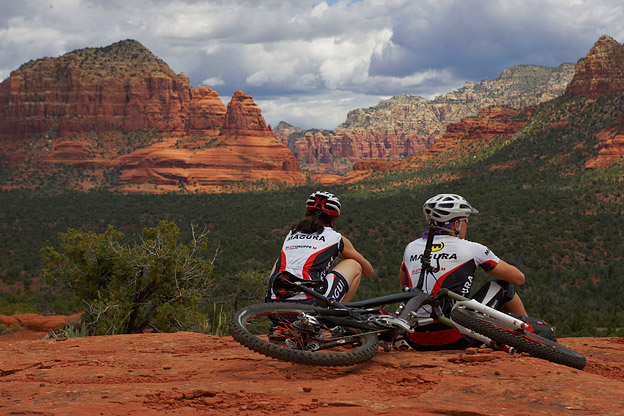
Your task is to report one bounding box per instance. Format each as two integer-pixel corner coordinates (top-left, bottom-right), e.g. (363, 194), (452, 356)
(229, 226), (587, 370)
(229, 275), (586, 369)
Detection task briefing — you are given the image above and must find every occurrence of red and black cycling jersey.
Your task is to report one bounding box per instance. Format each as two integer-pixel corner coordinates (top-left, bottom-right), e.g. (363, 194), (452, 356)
(266, 227), (344, 301)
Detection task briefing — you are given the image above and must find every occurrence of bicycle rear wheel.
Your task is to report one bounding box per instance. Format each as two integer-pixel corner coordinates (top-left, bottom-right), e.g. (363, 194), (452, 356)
(229, 302), (379, 367)
(451, 306), (586, 370)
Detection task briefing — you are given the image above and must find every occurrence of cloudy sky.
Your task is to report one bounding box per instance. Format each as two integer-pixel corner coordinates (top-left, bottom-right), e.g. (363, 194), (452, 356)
(1, 0), (622, 130)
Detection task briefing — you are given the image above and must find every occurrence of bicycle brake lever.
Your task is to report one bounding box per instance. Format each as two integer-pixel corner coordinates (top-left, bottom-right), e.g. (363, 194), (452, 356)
(372, 316), (411, 332)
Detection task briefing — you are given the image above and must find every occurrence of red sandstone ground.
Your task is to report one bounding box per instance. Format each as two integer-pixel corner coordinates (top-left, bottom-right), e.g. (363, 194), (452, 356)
(1, 329), (623, 416)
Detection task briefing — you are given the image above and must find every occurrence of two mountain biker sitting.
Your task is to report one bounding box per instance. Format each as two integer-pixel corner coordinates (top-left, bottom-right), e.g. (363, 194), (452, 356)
(266, 191), (552, 351)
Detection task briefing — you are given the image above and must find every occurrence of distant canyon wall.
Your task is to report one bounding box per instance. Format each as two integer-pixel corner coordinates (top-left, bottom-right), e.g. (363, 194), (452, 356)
(567, 35), (624, 169)
(334, 35), (624, 180)
(275, 63), (575, 174)
(0, 40), (304, 192)
(2, 36), (624, 192)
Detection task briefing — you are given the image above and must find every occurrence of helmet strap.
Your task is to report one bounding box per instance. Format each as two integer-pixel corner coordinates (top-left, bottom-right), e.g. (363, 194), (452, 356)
(455, 219), (462, 236)
(431, 221), (459, 236)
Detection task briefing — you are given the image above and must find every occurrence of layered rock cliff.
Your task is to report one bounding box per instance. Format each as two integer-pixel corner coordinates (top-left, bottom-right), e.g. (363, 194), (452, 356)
(117, 91), (304, 192)
(566, 35), (624, 169)
(566, 35), (624, 99)
(336, 106), (530, 184)
(0, 40), (304, 192)
(0, 40), (193, 138)
(335, 35), (624, 181)
(275, 63), (575, 173)
(3, 36), (623, 191)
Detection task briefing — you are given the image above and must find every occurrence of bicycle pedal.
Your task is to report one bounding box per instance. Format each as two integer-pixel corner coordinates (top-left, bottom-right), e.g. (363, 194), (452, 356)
(393, 339), (410, 351)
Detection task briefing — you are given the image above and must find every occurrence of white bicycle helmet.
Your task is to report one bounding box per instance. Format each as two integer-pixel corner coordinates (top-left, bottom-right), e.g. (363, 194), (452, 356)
(423, 194), (479, 224)
(306, 191), (341, 217)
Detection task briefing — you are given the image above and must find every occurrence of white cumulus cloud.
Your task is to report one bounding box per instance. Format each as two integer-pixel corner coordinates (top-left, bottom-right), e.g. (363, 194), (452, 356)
(0, 0), (622, 129)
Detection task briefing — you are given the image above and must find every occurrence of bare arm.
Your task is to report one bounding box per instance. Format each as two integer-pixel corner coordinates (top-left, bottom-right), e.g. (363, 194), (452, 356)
(486, 259), (525, 285)
(341, 236), (375, 277)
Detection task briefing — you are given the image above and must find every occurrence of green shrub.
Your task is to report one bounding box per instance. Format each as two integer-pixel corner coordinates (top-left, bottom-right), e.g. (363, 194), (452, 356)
(41, 221), (215, 335)
(46, 321), (88, 339)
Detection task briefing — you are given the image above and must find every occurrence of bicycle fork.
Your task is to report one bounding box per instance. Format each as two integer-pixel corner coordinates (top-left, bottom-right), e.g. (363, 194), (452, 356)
(440, 313), (516, 353)
(443, 297), (535, 354)
(436, 291), (534, 354)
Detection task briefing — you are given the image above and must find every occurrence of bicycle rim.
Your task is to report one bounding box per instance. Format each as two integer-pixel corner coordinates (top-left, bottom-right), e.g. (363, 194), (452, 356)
(229, 302), (379, 366)
(451, 306), (586, 370)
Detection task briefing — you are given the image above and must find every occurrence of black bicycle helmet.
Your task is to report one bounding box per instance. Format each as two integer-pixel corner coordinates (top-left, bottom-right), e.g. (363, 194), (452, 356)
(306, 191), (341, 217)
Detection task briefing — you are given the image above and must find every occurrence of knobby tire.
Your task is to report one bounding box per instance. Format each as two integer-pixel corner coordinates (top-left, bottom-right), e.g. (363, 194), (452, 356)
(451, 306), (586, 370)
(229, 302), (379, 366)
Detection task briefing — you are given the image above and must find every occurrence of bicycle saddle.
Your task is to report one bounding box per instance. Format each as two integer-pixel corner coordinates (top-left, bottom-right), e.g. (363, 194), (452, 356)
(272, 271), (327, 300)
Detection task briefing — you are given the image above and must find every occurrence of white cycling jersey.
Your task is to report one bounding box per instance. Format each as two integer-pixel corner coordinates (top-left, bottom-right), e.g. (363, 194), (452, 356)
(401, 234), (499, 324)
(267, 227), (344, 301)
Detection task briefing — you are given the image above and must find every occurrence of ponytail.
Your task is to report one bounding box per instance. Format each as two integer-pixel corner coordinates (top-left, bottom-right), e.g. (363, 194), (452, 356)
(291, 211), (334, 234)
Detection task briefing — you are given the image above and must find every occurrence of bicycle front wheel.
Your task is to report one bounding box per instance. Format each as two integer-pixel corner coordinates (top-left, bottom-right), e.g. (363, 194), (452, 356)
(229, 302), (379, 367)
(451, 306), (586, 370)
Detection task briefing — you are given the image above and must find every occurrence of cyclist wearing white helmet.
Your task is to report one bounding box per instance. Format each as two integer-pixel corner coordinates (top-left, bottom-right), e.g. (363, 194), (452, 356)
(266, 191), (374, 304)
(399, 193), (529, 351)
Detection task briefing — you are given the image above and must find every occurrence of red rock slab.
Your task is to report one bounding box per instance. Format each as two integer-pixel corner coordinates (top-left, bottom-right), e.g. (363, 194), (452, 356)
(0, 313), (81, 332)
(0, 333), (622, 415)
(585, 134), (624, 169)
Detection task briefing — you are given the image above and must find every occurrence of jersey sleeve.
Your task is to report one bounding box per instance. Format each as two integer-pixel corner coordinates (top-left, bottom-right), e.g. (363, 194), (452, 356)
(473, 242), (500, 272)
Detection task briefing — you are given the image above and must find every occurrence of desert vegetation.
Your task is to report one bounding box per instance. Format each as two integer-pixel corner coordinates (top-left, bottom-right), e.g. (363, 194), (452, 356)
(2, 92), (624, 337)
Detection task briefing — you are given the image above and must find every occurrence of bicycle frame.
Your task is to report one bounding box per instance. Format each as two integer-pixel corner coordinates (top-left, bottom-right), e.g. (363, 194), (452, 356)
(234, 274), (586, 369)
(437, 289), (531, 353)
(274, 275), (525, 354)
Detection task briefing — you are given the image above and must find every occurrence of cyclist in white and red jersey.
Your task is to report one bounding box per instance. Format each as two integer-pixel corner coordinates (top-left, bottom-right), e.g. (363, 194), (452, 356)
(399, 194), (528, 351)
(266, 191), (374, 305)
